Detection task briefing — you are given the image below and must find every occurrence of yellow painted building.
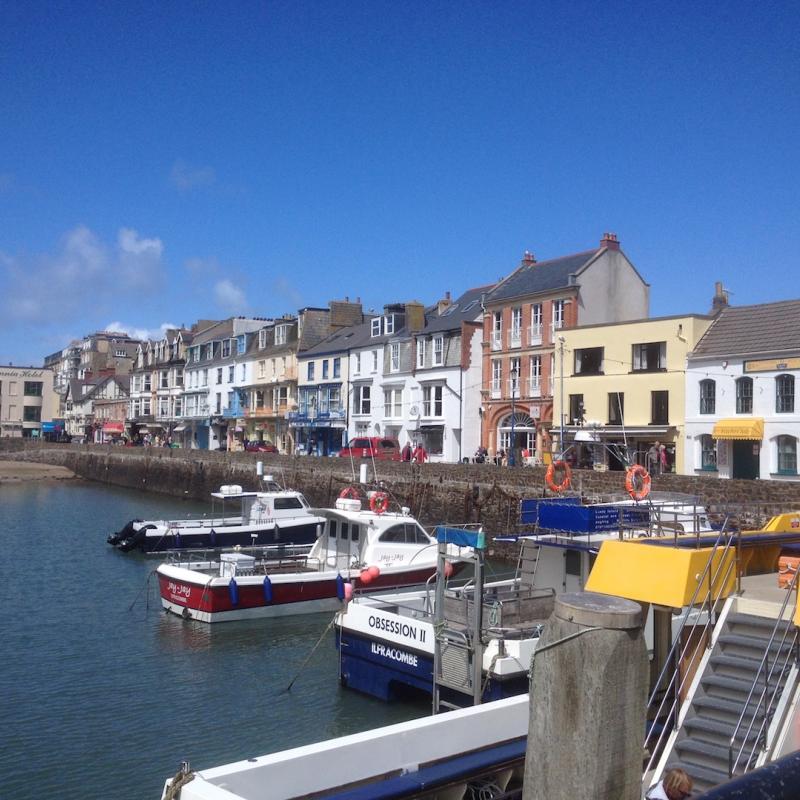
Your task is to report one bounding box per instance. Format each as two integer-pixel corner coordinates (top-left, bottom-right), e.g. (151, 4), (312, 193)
(552, 314), (712, 474)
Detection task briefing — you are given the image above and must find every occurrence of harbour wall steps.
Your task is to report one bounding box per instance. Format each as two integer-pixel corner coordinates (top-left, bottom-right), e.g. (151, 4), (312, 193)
(4, 443), (800, 554)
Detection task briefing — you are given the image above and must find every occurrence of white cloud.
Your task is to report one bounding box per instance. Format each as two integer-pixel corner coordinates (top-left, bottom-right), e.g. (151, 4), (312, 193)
(105, 321), (180, 341)
(214, 279), (249, 314)
(0, 225), (166, 327)
(119, 228), (163, 257)
(169, 159), (216, 192)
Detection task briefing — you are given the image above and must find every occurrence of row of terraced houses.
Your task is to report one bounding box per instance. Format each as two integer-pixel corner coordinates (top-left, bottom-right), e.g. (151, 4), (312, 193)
(37, 232), (800, 481)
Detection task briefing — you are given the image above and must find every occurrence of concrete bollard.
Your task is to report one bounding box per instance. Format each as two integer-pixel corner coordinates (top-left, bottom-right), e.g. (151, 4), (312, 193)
(524, 591), (648, 800)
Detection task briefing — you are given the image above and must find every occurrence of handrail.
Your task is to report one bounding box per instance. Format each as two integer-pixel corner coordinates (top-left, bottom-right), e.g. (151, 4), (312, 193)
(643, 514), (736, 778)
(729, 565), (800, 776)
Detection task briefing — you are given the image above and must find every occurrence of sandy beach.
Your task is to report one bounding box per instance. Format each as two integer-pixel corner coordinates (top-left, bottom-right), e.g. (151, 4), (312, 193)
(0, 460), (75, 483)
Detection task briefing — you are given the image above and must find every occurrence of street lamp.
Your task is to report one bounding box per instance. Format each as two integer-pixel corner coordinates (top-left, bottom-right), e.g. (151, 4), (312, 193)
(558, 336), (565, 457)
(509, 363), (519, 467)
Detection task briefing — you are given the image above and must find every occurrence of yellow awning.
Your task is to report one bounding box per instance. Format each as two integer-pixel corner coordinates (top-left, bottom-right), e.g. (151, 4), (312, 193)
(711, 418), (764, 440)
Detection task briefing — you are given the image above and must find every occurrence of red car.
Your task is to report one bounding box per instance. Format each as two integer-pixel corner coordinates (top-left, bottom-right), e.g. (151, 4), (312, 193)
(338, 437), (401, 461)
(245, 441), (278, 453)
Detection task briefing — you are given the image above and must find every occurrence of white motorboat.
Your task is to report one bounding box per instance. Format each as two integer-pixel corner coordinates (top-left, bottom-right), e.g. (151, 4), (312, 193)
(107, 477), (323, 553)
(156, 493), (472, 623)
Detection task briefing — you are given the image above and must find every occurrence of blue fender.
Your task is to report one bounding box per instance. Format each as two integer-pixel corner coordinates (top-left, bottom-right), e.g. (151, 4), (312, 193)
(228, 577), (239, 607)
(336, 573), (345, 601)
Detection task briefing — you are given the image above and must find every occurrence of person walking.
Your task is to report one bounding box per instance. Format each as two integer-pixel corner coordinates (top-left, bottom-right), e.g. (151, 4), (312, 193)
(660, 443), (668, 474)
(401, 441), (412, 462)
(412, 442), (428, 464)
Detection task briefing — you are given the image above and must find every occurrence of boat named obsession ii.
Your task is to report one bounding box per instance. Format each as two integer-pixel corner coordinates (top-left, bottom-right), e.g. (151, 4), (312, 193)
(156, 490), (471, 623)
(107, 477), (323, 553)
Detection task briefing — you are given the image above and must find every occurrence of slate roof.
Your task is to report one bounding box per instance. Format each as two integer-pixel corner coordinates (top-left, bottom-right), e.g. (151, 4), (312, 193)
(423, 285), (494, 334)
(191, 319), (235, 346)
(485, 249), (601, 303)
(690, 300), (800, 359)
(300, 315), (382, 357)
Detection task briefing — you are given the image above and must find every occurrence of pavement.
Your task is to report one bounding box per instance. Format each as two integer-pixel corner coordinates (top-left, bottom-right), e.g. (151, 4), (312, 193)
(0, 460), (75, 483)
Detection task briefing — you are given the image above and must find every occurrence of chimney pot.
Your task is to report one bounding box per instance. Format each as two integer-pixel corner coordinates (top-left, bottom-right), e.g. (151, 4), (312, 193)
(600, 232), (620, 250)
(710, 281), (729, 315)
(522, 250), (536, 265)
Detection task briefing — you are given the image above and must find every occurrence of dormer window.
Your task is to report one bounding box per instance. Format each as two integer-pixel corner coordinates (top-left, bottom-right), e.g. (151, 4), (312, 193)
(221, 340), (231, 359)
(371, 318), (382, 337)
(258, 329), (267, 349)
(433, 336), (444, 366)
(275, 325), (288, 346)
(384, 315), (395, 335)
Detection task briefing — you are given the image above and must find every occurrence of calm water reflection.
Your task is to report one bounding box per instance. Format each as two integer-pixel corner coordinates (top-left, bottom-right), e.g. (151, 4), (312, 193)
(0, 481), (427, 800)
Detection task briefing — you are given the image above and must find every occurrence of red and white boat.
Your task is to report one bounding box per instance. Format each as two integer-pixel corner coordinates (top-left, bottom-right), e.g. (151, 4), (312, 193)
(156, 493), (471, 623)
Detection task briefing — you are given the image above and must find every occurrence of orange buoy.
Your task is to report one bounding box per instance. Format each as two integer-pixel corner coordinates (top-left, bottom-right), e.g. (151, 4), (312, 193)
(545, 460), (572, 493)
(625, 465), (652, 502)
(339, 486), (360, 500)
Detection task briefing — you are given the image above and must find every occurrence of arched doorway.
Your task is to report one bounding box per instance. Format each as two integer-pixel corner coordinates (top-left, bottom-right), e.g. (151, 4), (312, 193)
(498, 412), (536, 465)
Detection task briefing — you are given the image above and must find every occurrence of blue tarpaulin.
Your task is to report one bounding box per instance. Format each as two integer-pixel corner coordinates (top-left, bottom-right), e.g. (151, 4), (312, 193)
(520, 496), (580, 525)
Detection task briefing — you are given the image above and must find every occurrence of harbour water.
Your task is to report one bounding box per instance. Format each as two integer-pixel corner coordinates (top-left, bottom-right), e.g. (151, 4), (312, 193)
(0, 481), (428, 800)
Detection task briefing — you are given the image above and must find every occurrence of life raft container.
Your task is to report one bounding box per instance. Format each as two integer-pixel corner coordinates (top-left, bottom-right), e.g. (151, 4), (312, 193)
(545, 460), (572, 493)
(369, 491), (390, 514)
(625, 465), (652, 501)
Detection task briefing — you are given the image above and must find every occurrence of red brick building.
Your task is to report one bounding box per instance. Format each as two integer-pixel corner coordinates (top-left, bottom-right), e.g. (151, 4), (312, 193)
(480, 233), (649, 463)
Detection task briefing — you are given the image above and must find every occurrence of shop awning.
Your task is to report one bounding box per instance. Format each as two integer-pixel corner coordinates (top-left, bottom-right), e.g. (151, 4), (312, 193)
(173, 424), (187, 432)
(102, 421), (124, 433)
(712, 418), (764, 440)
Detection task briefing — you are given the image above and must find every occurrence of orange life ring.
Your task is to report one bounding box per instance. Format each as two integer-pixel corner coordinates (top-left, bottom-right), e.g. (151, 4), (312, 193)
(545, 460), (572, 493)
(369, 491), (390, 514)
(625, 465), (651, 501)
(339, 486), (360, 500)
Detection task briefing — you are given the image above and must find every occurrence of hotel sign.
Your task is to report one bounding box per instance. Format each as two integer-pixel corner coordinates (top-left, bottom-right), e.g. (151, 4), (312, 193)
(744, 357), (800, 373)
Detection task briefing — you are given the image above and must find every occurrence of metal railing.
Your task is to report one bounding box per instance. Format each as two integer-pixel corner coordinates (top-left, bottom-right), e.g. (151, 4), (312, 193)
(643, 515), (737, 779)
(729, 566), (800, 776)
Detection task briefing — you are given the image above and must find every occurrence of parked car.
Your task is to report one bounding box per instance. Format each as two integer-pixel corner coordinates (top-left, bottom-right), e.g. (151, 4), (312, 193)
(338, 437), (401, 461)
(245, 441), (278, 453)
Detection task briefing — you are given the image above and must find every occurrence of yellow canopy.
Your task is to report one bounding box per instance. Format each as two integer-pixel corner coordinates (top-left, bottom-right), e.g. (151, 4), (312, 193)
(712, 418), (764, 440)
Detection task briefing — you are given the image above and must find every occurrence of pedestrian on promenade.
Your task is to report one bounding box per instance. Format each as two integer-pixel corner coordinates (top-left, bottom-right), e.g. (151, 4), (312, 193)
(647, 441), (661, 474)
(660, 444), (668, 474)
(412, 442), (428, 463)
(401, 442), (412, 462)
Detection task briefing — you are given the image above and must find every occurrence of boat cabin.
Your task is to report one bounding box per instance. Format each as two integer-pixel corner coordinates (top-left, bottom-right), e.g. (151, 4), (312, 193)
(307, 497), (436, 573)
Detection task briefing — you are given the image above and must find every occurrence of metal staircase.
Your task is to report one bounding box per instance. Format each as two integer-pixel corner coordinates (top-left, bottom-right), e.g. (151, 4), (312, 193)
(644, 546), (800, 797)
(664, 610), (797, 792)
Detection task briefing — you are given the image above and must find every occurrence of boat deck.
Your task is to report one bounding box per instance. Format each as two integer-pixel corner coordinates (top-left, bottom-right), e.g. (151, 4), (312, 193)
(739, 572), (794, 606)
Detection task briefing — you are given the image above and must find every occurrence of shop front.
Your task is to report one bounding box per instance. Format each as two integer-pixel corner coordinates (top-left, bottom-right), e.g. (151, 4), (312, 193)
(101, 421), (125, 443)
(712, 418), (764, 480)
(557, 424), (676, 472)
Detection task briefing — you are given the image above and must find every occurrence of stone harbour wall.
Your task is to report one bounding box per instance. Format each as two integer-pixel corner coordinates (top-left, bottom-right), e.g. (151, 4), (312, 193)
(5, 442), (800, 557)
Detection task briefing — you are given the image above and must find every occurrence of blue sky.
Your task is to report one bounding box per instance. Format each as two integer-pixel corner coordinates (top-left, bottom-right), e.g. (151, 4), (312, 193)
(2, 1), (799, 365)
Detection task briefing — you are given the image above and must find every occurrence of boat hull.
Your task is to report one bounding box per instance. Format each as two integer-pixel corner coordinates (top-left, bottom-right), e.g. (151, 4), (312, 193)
(157, 565), (444, 623)
(337, 628), (529, 705)
(134, 520), (320, 553)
